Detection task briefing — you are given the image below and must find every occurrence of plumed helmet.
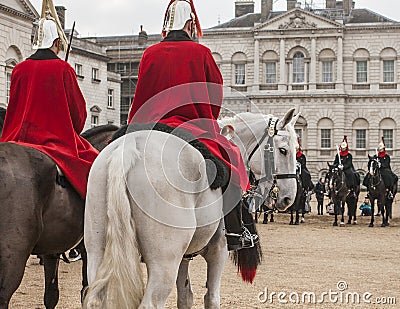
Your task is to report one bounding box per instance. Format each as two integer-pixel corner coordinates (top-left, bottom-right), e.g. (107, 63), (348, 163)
(296, 136), (301, 152)
(33, 0), (68, 51)
(162, 0), (202, 37)
(378, 136), (385, 152)
(340, 135), (348, 151)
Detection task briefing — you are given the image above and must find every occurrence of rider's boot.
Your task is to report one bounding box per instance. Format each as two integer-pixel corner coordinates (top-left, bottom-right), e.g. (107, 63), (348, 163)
(223, 184), (259, 251)
(387, 187), (394, 199)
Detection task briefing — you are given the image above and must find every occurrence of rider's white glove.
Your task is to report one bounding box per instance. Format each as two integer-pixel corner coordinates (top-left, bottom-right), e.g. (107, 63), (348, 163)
(338, 164), (343, 170)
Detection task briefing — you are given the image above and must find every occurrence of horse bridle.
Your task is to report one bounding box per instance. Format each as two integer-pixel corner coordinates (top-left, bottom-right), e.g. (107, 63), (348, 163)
(370, 158), (382, 188)
(245, 117), (296, 208)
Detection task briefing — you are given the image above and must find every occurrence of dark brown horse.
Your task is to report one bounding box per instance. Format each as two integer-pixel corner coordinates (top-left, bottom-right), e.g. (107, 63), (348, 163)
(0, 123), (118, 309)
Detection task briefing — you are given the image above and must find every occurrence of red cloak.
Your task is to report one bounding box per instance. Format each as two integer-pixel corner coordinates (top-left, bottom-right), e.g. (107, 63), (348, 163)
(128, 34), (249, 191)
(0, 52), (99, 198)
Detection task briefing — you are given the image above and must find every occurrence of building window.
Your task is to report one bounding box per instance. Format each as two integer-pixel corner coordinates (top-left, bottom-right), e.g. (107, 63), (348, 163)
(383, 129), (393, 149)
(356, 61), (368, 83)
(265, 62), (276, 84)
(322, 61), (333, 83)
(91, 115), (99, 127)
(235, 64), (245, 85)
(293, 52), (305, 83)
(383, 60), (394, 83)
(107, 89), (114, 108)
(75, 63), (83, 77)
(321, 129), (331, 148)
(92, 68), (100, 82)
(6, 72), (12, 104)
(356, 129), (366, 149)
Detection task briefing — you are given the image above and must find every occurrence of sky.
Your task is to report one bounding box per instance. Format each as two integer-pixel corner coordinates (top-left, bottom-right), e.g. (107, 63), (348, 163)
(29, 0), (400, 37)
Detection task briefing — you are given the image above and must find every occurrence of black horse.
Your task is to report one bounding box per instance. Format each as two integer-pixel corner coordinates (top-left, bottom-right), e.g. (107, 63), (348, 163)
(0, 107), (6, 135)
(326, 163), (360, 226)
(0, 123), (118, 309)
(366, 155), (397, 227)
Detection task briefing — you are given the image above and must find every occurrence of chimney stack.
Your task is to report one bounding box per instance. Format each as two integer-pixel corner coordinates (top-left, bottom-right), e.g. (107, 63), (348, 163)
(138, 25), (148, 46)
(235, 1), (255, 18)
(55, 6), (66, 30)
(343, 0), (354, 16)
(326, 0), (337, 9)
(261, 0), (273, 21)
(287, 0), (297, 11)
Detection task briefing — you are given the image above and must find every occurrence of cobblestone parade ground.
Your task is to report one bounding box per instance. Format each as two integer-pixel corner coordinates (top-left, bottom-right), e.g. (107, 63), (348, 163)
(10, 199), (400, 308)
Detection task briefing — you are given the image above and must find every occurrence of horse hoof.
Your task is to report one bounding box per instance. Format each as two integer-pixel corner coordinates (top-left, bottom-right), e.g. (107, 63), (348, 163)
(295, 222), (299, 225)
(333, 222), (338, 226)
(340, 222), (345, 227)
(386, 222), (390, 226)
(289, 222), (293, 225)
(353, 221), (357, 225)
(381, 224), (386, 227)
(369, 223), (374, 227)
(270, 219), (274, 223)
(347, 221), (352, 225)
(262, 220), (268, 224)
(300, 218), (305, 223)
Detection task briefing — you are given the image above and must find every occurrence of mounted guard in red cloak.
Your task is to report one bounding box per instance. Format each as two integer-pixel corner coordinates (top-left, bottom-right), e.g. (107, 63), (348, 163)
(0, 0), (98, 198)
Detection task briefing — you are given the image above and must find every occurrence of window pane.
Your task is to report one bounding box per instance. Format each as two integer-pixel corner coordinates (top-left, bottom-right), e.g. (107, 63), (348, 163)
(75, 63), (82, 76)
(383, 129), (393, 149)
(321, 129), (331, 148)
(265, 62), (276, 84)
(6, 72), (12, 104)
(92, 68), (99, 80)
(91, 115), (99, 127)
(293, 52), (305, 83)
(322, 61), (333, 83)
(235, 64), (245, 85)
(356, 61), (367, 83)
(383, 60), (394, 83)
(356, 129), (366, 148)
(108, 89), (114, 108)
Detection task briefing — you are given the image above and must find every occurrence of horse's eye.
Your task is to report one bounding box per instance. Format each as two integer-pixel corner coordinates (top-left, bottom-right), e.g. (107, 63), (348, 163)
(279, 148), (287, 156)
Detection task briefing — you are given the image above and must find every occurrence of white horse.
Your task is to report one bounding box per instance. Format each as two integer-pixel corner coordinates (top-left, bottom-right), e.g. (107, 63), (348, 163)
(83, 109), (299, 309)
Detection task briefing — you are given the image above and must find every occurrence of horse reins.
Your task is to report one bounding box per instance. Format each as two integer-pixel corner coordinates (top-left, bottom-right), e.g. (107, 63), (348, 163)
(246, 117), (296, 208)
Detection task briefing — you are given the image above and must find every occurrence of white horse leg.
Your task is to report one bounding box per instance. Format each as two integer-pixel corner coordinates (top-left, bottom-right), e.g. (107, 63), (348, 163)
(176, 259), (193, 309)
(84, 154), (109, 285)
(201, 220), (228, 309)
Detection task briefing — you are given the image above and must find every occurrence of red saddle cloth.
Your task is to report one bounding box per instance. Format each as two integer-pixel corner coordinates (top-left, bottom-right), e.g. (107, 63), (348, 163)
(0, 58), (99, 198)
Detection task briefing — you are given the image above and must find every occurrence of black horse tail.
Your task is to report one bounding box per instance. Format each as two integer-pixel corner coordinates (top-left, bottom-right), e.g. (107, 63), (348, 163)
(231, 202), (262, 284)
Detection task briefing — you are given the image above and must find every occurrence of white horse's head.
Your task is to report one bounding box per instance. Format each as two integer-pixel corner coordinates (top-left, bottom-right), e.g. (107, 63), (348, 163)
(220, 108), (299, 211)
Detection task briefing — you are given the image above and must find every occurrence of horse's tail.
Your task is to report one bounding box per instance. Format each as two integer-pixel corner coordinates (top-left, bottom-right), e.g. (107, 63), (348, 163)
(232, 202), (262, 284)
(84, 135), (144, 309)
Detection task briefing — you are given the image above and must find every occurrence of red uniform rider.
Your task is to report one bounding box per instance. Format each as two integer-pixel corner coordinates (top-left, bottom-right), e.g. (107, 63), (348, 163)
(128, 0), (258, 251)
(0, 4), (98, 199)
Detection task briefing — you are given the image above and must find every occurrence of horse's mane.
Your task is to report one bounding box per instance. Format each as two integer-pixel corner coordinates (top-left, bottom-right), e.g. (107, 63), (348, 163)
(81, 124), (119, 138)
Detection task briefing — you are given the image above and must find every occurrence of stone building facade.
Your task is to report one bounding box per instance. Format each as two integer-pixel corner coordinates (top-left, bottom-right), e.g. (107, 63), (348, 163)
(0, 0), (121, 130)
(202, 0), (400, 179)
(86, 0), (400, 180)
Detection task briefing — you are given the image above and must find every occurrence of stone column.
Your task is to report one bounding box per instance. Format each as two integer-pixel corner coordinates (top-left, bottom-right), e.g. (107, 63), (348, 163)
(337, 36), (344, 89)
(279, 38), (287, 91)
(310, 37), (317, 90)
(254, 39), (260, 92)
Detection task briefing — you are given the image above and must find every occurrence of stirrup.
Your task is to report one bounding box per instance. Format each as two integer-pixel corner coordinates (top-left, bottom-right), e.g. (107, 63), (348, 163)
(241, 227), (259, 249)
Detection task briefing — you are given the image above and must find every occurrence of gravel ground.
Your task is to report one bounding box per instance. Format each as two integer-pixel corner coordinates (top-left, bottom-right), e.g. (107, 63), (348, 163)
(10, 199), (400, 308)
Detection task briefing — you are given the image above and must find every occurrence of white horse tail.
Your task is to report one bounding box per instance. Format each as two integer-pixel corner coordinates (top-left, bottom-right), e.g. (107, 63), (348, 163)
(84, 135), (144, 309)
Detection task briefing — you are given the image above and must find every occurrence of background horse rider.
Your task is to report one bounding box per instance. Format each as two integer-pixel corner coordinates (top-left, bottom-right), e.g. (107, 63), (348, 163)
(296, 137), (314, 195)
(314, 177), (326, 215)
(333, 135), (360, 197)
(363, 136), (398, 199)
(127, 0), (257, 251)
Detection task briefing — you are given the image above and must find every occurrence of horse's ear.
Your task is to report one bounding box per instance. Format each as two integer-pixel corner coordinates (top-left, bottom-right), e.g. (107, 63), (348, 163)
(277, 108), (296, 130)
(327, 162), (332, 168)
(221, 125), (234, 141)
(368, 154), (372, 160)
(289, 112), (301, 127)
